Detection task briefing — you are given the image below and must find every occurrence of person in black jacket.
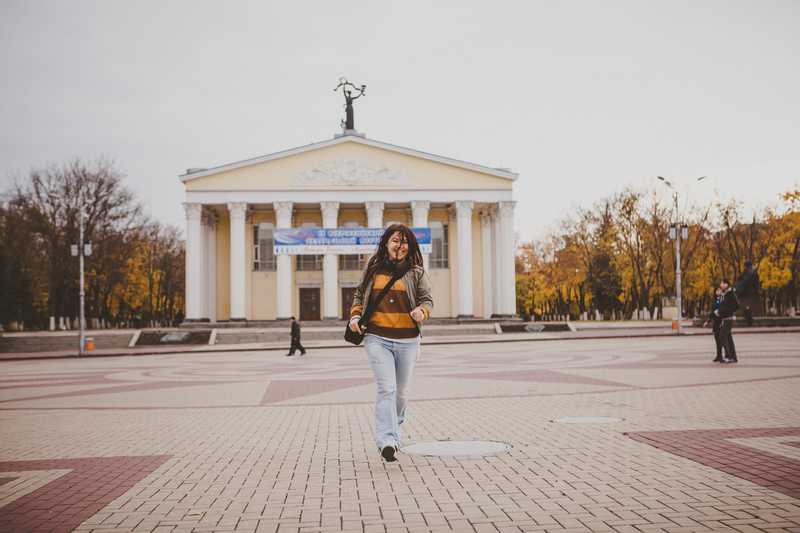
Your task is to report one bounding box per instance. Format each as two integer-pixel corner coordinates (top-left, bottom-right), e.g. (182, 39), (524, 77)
(286, 317), (306, 356)
(702, 287), (724, 362)
(715, 278), (740, 363)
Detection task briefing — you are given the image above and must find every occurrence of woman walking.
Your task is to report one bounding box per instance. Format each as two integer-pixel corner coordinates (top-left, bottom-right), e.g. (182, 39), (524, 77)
(349, 224), (433, 462)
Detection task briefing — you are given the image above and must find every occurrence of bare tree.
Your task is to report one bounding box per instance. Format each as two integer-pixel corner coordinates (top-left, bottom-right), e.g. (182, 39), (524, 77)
(20, 158), (142, 327)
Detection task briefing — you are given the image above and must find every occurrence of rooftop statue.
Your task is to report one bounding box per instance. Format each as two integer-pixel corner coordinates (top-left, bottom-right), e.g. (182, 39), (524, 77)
(334, 78), (366, 131)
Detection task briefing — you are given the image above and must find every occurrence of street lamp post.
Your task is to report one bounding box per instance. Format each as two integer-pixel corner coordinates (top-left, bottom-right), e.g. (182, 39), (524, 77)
(77, 206), (87, 355)
(56, 193), (90, 355)
(657, 176), (706, 334)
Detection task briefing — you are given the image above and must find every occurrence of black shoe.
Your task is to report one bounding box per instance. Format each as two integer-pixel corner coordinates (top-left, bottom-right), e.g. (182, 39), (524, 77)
(712, 358), (723, 362)
(300, 352), (306, 356)
(381, 444), (397, 462)
(286, 353), (294, 356)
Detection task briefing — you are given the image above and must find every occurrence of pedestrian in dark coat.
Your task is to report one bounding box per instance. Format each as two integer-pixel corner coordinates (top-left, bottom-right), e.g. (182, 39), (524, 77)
(703, 287), (724, 362)
(287, 317), (306, 356)
(715, 279), (740, 363)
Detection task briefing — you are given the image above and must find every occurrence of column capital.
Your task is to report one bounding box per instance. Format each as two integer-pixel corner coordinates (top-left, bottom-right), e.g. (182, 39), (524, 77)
(273, 202), (293, 227)
(365, 201), (384, 224)
(447, 205), (457, 223)
(184, 203), (203, 220)
(364, 202), (384, 216)
(202, 207), (218, 230)
(454, 201), (475, 217)
(480, 210), (492, 228)
(320, 202), (340, 227)
(227, 202), (248, 219)
(498, 201), (516, 217)
(410, 201), (430, 222)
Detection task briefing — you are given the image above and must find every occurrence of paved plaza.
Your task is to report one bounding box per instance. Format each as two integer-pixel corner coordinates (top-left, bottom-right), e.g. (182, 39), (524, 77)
(0, 331), (799, 532)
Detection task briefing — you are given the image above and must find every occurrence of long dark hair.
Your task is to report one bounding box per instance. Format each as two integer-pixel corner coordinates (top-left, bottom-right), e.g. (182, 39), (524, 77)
(358, 224), (423, 294)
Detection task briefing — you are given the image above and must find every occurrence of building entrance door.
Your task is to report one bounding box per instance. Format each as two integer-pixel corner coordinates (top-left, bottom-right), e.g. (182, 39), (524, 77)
(300, 288), (320, 321)
(341, 288), (356, 319)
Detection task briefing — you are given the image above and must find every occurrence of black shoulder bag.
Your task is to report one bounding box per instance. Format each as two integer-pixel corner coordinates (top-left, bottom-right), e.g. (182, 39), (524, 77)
(344, 263), (412, 345)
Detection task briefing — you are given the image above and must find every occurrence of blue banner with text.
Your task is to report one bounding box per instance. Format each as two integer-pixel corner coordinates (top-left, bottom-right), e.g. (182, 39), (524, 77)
(273, 228), (432, 255)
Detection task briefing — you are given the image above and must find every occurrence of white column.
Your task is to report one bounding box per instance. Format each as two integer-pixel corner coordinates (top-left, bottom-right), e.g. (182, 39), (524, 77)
(411, 201), (430, 268)
(365, 201), (384, 228)
(184, 203), (203, 321)
(274, 201), (293, 319)
(227, 202), (247, 321)
(481, 211), (493, 319)
(199, 223), (208, 319)
(455, 201), (474, 318)
(321, 201), (340, 320)
(490, 206), (501, 317)
(203, 208), (218, 323)
(498, 201), (517, 317)
(449, 206), (459, 315)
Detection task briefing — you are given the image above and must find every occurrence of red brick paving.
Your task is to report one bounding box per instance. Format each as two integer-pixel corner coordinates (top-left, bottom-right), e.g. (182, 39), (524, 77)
(0, 456), (171, 533)
(260, 377), (374, 405)
(628, 427), (800, 500)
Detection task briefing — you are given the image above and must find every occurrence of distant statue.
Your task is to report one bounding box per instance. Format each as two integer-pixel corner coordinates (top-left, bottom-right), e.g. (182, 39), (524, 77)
(334, 78), (365, 131)
(734, 260), (760, 298)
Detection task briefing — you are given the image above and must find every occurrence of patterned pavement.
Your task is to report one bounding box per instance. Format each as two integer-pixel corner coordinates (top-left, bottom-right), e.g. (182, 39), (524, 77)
(0, 331), (798, 532)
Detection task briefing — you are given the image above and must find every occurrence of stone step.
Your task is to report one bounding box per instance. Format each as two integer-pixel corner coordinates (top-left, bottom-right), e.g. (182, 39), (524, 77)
(0, 323), (509, 353)
(213, 324), (500, 346)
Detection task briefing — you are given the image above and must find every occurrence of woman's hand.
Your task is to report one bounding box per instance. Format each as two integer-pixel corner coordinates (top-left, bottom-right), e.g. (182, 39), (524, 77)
(410, 308), (424, 322)
(349, 318), (365, 333)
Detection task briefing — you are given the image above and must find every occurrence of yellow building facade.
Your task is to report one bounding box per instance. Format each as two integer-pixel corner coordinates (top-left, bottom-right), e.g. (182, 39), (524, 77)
(181, 134), (517, 323)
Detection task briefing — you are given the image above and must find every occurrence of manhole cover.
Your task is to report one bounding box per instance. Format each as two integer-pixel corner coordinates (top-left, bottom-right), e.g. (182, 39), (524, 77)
(553, 417), (624, 424)
(401, 441), (510, 457)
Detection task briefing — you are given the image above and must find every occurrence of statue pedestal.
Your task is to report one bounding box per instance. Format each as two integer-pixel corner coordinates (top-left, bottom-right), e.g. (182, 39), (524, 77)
(738, 295), (762, 317)
(335, 130), (365, 138)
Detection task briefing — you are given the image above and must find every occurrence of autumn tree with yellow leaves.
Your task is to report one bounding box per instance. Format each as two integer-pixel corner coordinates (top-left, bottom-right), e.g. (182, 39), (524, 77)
(517, 185), (800, 320)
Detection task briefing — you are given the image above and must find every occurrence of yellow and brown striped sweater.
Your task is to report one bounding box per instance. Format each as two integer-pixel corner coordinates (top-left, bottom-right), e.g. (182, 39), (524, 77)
(350, 267), (430, 339)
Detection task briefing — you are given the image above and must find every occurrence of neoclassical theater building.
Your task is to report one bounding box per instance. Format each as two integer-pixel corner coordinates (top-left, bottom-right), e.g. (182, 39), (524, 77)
(181, 133), (517, 323)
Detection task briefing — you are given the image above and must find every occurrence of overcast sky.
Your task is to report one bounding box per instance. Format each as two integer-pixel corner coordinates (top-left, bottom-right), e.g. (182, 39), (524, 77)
(1, 1), (798, 242)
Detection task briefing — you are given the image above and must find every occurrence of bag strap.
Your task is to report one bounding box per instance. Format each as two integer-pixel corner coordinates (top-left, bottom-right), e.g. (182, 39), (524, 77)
(358, 263), (412, 325)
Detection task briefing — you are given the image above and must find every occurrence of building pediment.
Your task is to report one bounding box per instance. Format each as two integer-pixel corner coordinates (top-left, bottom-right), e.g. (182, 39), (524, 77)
(181, 135), (517, 192)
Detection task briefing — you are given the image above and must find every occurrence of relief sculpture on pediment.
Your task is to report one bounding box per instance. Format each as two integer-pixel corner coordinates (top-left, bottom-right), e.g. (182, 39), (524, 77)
(291, 158), (410, 187)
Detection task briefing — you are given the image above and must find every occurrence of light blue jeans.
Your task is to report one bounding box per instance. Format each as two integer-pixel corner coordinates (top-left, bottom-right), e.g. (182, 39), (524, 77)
(364, 334), (420, 450)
